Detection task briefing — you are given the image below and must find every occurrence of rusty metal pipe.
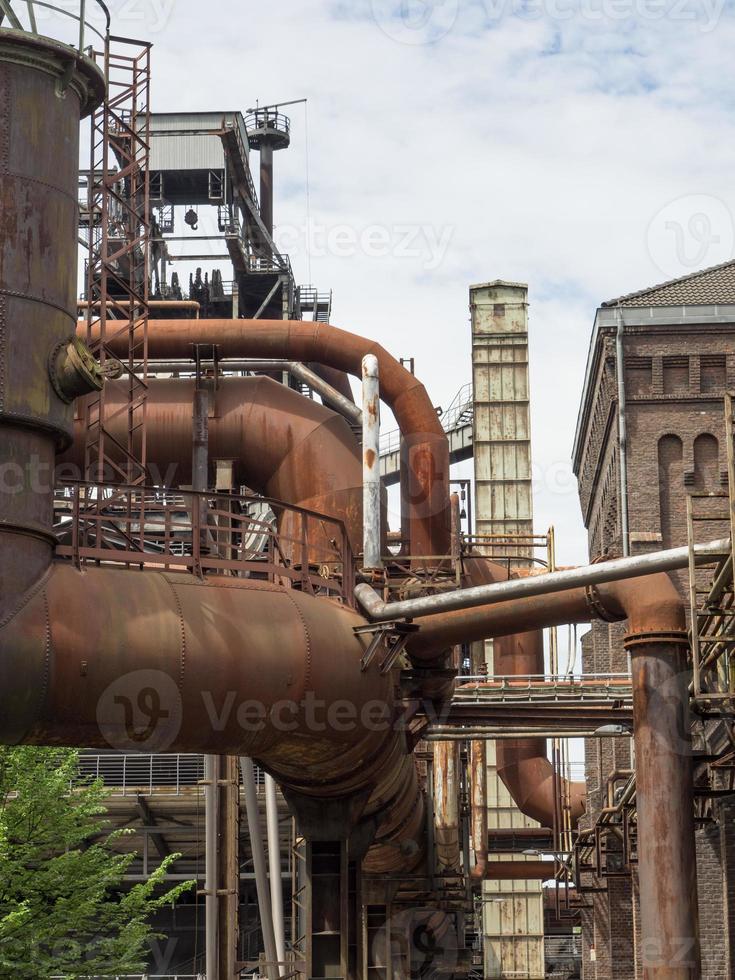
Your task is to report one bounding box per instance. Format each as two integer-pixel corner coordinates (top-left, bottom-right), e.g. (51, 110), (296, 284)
(432, 740), (460, 871)
(77, 318), (450, 558)
(61, 376), (365, 550)
(485, 861), (557, 880)
(411, 571), (701, 977)
(469, 739), (487, 882)
(459, 558), (586, 832)
(0, 562), (424, 874)
(0, 33), (103, 620)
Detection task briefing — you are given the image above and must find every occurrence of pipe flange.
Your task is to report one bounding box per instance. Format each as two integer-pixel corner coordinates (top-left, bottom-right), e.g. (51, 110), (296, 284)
(585, 583), (619, 623)
(623, 630), (690, 652)
(49, 336), (104, 404)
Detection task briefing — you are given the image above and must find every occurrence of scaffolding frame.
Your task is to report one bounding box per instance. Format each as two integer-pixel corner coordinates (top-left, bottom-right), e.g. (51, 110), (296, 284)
(85, 34), (152, 504)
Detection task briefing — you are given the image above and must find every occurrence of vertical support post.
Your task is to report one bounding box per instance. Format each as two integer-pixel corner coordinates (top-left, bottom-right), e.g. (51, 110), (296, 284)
(616, 308), (630, 557)
(218, 754), (240, 980)
(260, 141), (274, 237)
(205, 754), (220, 980)
(241, 758), (280, 980)
(266, 774), (286, 975)
(628, 635), (701, 979)
(362, 355), (382, 570)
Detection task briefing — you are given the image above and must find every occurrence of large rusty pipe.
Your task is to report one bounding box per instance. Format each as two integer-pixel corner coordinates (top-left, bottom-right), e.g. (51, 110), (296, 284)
(608, 577), (700, 980)
(77, 318), (451, 559)
(0, 562), (424, 873)
(0, 33), (103, 620)
(432, 740), (460, 871)
(60, 376), (365, 551)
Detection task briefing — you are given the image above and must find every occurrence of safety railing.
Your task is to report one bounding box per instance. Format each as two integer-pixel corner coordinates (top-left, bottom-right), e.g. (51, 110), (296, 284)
(0, 0), (110, 51)
(54, 482), (355, 606)
(245, 108), (291, 140)
(454, 673), (633, 704)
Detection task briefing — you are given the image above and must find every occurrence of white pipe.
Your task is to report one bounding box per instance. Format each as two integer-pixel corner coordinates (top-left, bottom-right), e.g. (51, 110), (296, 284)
(204, 754), (219, 980)
(265, 774), (286, 974)
(354, 536), (731, 621)
(240, 758), (280, 980)
(362, 354), (382, 569)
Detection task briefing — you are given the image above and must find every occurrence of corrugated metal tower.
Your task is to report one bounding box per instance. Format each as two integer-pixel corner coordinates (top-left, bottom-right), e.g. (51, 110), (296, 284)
(470, 281), (545, 980)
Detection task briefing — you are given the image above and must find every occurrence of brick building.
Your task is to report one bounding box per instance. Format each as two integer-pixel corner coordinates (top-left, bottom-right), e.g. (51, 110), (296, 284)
(572, 260), (735, 979)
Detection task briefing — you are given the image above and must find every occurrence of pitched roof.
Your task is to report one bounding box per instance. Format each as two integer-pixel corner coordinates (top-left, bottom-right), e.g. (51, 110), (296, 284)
(602, 259), (735, 308)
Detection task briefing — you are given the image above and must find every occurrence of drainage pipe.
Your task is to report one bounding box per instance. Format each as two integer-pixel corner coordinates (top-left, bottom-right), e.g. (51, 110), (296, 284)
(362, 355), (382, 570)
(241, 758), (280, 980)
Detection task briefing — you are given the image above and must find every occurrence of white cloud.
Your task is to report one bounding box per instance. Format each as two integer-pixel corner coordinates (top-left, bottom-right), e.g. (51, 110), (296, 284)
(133, 0), (735, 563)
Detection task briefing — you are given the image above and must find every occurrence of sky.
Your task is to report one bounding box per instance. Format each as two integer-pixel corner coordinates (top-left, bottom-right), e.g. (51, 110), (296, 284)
(75, 0), (735, 566)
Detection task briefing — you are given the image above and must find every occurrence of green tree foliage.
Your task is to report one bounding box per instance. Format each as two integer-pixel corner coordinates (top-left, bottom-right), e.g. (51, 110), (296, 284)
(0, 746), (193, 978)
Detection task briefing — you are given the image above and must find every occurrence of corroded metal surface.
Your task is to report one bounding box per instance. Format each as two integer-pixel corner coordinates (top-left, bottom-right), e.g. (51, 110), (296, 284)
(0, 561), (423, 871)
(78, 317), (451, 560)
(0, 33), (103, 619)
(62, 375), (365, 552)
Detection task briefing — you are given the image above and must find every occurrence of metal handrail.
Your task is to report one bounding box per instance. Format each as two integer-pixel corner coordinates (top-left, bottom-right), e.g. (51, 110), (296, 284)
(0, 0), (110, 50)
(54, 481), (355, 606)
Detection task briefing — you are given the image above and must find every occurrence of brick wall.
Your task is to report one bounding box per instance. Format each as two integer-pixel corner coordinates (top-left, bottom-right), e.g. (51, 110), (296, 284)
(575, 316), (735, 979)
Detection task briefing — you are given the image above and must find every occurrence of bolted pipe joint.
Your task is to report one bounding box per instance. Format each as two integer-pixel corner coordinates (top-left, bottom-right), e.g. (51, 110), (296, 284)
(362, 354), (382, 570)
(49, 336), (105, 404)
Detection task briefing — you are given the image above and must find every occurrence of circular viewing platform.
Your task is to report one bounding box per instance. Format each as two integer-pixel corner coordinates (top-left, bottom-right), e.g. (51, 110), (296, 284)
(245, 107), (291, 151)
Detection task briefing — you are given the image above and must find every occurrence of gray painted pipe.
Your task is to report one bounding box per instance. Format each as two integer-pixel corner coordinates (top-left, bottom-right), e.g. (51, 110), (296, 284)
(355, 537), (731, 621)
(241, 759), (280, 980)
(204, 754), (219, 980)
(265, 774), (286, 975)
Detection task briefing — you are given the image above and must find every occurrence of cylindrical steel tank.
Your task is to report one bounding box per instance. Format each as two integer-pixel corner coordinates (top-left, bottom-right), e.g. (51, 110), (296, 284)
(0, 30), (103, 618)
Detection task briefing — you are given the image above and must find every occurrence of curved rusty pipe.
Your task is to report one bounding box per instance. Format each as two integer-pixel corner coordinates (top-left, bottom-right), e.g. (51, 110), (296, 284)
(77, 318), (451, 559)
(460, 558), (586, 832)
(61, 376), (366, 551)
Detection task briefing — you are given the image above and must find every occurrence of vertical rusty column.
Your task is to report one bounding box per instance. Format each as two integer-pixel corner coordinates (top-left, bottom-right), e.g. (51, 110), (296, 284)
(362, 355), (382, 570)
(259, 141), (274, 237)
(0, 33), (103, 627)
(627, 633), (701, 980)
